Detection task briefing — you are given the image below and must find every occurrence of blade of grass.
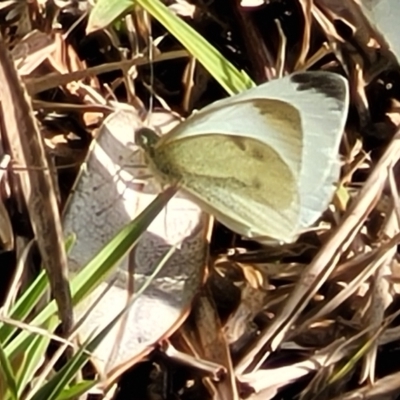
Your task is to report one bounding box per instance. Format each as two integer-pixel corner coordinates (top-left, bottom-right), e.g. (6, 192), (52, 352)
(29, 333), (94, 400)
(57, 380), (97, 400)
(15, 325), (55, 397)
(31, 242), (177, 400)
(71, 186), (178, 304)
(4, 187), (176, 363)
(0, 235), (76, 346)
(87, 0), (255, 95)
(0, 342), (18, 400)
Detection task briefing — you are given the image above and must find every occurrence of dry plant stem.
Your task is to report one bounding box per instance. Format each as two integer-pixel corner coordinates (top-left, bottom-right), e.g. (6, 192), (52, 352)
(311, 6), (349, 74)
(291, 234), (400, 339)
(182, 57), (197, 112)
(24, 49), (188, 95)
(360, 263), (388, 384)
(360, 175), (400, 384)
(331, 370), (400, 400)
(161, 340), (225, 380)
(0, 154), (13, 250)
(232, 0), (275, 82)
(235, 130), (400, 375)
(2, 239), (34, 313)
(0, 39), (73, 334)
(274, 19), (287, 78)
(299, 44), (332, 72)
(193, 289), (238, 400)
(317, 0), (394, 83)
(295, 0), (312, 70)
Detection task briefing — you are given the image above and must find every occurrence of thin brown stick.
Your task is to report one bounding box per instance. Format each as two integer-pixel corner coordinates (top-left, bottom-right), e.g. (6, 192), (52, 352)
(0, 38), (73, 335)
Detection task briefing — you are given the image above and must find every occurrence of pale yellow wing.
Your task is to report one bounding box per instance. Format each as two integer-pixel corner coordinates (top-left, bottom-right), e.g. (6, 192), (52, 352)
(156, 71), (348, 235)
(137, 71), (349, 243)
(148, 134), (299, 242)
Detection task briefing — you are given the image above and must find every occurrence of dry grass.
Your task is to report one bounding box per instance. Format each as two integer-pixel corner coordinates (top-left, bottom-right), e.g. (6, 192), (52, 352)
(1, 1), (400, 399)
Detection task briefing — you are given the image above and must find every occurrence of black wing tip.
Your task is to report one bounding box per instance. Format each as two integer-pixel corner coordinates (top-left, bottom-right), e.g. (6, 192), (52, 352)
(289, 71), (348, 104)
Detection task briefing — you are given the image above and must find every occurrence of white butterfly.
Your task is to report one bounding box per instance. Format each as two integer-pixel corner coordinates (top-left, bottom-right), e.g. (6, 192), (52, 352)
(136, 71), (349, 243)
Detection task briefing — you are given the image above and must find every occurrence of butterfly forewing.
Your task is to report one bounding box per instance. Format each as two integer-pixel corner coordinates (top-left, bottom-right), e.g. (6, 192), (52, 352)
(287, 73), (349, 229)
(159, 97), (304, 183)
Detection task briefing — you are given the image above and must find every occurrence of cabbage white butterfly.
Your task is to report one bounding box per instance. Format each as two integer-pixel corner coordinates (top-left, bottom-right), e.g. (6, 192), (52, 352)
(136, 71), (349, 243)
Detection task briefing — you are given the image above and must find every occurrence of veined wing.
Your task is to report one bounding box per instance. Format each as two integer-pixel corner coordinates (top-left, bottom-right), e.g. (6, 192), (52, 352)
(151, 134), (300, 242)
(159, 71), (348, 233)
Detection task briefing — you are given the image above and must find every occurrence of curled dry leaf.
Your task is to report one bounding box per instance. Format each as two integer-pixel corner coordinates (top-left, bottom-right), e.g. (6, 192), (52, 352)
(63, 106), (208, 385)
(11, 29), (56, 76)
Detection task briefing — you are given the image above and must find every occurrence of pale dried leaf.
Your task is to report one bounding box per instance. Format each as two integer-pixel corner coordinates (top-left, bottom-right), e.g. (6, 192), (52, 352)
(63, 106), (208, 384)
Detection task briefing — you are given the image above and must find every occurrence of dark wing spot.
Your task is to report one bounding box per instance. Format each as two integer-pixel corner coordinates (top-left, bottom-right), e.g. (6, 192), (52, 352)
(251, 148), (265, 161)
(230, 137), (247, 151)
(252, 178), (262, 190)
(290, 71), (347, 104)
(230, 135), (272, 161)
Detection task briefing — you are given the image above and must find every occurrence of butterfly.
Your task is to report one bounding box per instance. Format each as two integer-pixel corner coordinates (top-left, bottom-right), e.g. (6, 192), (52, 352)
(135, 71), (349, 243)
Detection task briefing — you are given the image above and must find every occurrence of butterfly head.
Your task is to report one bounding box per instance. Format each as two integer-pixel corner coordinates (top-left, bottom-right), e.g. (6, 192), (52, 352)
(135, 127), (160, 156)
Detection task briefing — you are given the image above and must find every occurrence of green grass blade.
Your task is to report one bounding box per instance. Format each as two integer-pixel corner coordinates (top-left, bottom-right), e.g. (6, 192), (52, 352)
(31, 242), (176, 400)
(0, 235), (76, 345)
(29, 335), (93, 400)
(87, 0), (133, 32)
(0, 271), (48, 345)
(87, 0), (255, 94)
(15, 320), (56, 397)
(71, 186), (177, 304)
(4, 188), (176, 363)
(57, 380), (97, 400)
(0, 342), (18, 400)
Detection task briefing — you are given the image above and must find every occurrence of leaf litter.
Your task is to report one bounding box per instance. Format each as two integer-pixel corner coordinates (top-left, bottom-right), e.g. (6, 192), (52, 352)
(1, 0), (400, 399)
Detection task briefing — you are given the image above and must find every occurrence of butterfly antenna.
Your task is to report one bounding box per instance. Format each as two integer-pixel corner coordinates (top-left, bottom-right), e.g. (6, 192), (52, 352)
(144, 11), (154, 126)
